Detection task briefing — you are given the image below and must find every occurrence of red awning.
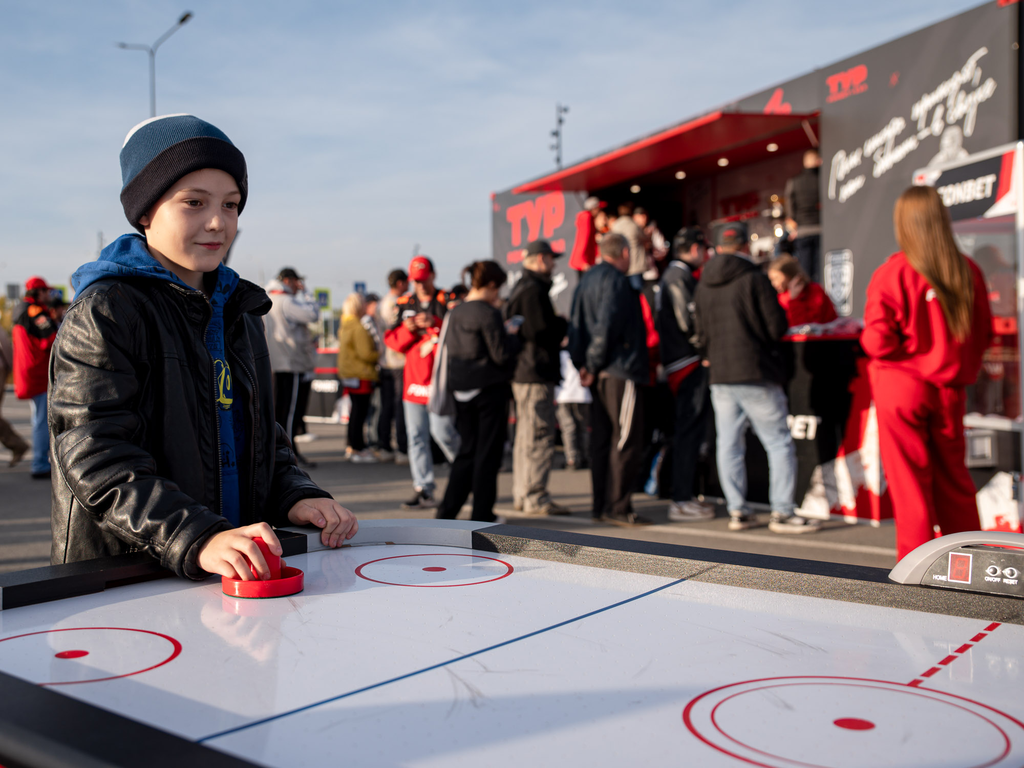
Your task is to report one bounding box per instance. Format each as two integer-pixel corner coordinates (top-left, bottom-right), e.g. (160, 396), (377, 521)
(512, 111), (818, 194)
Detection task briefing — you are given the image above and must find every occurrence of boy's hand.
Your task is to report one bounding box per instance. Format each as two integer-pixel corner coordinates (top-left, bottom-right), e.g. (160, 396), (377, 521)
(287, 498), (358, 548)
(197, 523), (282, 581)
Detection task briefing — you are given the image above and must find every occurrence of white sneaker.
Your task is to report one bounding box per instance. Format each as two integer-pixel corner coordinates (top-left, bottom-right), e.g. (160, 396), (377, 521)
(375, 449), (394, 462)
(350, 449), (379, 464)
(667, 500), (715, 522)
(293, 433), (317, 444)
(394, 452), (410, 466)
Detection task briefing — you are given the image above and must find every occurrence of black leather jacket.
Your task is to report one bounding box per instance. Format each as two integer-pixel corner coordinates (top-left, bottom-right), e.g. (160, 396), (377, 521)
(49, 276), (331, 578)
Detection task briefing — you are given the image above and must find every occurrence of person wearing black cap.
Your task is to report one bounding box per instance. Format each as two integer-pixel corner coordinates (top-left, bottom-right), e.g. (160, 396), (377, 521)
(505, 240), (571, 517)
(657, 227), (715, 523)
(48, 114), (358, 582)
(264, 267), (319, 467)
(693, 221), (819, 535)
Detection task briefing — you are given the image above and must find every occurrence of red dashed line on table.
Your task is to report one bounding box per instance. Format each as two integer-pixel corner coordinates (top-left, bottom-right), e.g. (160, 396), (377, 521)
(907, 622), (1002, 687)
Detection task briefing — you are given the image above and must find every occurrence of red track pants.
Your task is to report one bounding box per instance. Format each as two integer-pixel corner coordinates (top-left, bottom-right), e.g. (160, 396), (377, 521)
(872, 367), (980, 561)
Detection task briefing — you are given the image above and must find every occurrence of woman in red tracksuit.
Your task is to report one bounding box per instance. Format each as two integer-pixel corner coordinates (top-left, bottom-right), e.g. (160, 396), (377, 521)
(862, 185), (992, 561)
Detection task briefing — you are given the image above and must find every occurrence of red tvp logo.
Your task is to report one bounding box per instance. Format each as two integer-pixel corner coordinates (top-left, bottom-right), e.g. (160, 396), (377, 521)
(506, 192), (566, 263)
(826, 64), (868, 104)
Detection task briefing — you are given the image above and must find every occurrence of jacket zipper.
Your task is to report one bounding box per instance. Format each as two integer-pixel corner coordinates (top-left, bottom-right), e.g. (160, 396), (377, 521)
(228, 345), (259, 517)
(202, 314), (223, 519)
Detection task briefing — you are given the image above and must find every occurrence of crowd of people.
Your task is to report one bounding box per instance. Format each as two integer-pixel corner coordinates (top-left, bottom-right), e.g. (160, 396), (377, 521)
(0, 115), (995, 571)
(311, 177), (988, 553)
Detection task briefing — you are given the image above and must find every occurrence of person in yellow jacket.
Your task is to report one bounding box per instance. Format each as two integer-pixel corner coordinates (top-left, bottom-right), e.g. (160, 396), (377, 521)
(337, 293), (380, 463)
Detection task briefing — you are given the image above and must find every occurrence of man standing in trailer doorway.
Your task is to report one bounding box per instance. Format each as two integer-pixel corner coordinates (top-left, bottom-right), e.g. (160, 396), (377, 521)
(784, 148), (823, 283)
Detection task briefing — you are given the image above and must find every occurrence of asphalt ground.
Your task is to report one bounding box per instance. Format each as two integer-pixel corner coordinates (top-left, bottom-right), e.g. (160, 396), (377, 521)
(0, 390), (897, 575)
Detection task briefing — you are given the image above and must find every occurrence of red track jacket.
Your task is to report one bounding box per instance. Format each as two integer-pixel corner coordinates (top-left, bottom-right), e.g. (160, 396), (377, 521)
(383, 291), (447, 404)
(778, 282), (838, 327)
(861, 252), (992, 387)
(12, 298), (57, 399)
(568, 210), (598, 272)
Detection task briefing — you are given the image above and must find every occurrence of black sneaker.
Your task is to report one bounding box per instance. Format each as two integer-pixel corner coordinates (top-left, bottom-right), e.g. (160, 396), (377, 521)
(728, 512), (759, 531)
(768, 512), (821, 534)
(401, 489), (437, 510)
(603, 511), (653, 527)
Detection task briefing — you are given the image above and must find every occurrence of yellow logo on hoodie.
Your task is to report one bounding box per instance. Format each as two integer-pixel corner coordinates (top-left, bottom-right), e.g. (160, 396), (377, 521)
(215, 359), (233, 410)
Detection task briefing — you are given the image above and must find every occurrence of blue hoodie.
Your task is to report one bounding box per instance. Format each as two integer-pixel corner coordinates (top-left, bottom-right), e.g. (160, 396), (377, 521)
(73, 234), (243, 525)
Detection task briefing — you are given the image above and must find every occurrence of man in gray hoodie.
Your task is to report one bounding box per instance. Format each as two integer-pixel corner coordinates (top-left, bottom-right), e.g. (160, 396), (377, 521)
(264, 267), (319, 466)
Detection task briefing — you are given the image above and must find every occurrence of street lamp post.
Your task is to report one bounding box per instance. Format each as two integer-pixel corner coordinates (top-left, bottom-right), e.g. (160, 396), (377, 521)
(118, 12), (193, 118)
(550, 102), (569, 169)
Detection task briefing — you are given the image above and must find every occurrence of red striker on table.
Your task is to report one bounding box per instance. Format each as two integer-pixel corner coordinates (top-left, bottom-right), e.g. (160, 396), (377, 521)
(222, 537), (304, 599)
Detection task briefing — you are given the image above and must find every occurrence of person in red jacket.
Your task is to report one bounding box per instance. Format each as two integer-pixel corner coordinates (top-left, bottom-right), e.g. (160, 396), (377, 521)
(568, 197), (607, 272)
(12, 276), (59, 478)
(768, 255), (838, 327)
(384, 256), (460, 509)
(862, 185), (993, 561)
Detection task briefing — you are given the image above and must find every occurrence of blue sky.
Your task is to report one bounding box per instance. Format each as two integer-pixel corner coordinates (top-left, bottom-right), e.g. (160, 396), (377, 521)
(0, 0), (985, 299)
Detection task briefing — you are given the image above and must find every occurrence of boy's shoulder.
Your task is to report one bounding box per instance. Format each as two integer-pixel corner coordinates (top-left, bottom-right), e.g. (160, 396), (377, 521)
(74, 275), (158, 311)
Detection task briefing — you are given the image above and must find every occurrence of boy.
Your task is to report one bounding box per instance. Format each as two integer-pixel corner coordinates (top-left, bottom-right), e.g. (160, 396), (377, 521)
(49, 115), (357, 581)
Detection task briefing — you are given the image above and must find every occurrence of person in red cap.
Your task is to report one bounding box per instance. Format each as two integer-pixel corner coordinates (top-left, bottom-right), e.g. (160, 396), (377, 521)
(12, 277), (58, 478)
(862, 185), (993, 560)
(384, 255), (460, 508)
(0, 323), (29, 468)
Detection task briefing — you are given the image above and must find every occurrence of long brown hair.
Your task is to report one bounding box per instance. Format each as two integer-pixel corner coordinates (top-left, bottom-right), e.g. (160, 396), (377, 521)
(894, 185), (974, 341)
(462, 260), (507, 289)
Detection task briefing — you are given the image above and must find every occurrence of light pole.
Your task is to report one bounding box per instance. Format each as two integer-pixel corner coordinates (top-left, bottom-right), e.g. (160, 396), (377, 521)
(550, 102), (569, 169)
(118, 12), (193, 118)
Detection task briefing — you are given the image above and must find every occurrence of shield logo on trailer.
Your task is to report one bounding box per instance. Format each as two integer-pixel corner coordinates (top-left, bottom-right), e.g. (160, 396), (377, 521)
(824, 250), (854, 317)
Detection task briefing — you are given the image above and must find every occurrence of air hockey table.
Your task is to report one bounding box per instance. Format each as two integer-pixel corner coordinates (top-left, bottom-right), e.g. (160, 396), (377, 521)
(0, 520), (1022, 768)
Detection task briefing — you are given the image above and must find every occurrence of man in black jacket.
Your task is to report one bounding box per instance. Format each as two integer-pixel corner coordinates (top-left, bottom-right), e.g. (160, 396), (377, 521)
(784, 148), (822, 282)
(568, 233), (651, 526)
(657, 227), (714, 523)
(693, 222), (819, 534)
(506, 240), (571, 517)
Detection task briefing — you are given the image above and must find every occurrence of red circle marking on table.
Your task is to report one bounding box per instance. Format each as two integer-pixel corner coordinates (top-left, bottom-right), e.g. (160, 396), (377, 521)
(54, 650), (89, 659)
(834, 718), (875, 731)
(0, 627), (182, 687)
(422, 567), (446, 572)
(355, 554), (514, 587)
(682, 676), (1023, 768)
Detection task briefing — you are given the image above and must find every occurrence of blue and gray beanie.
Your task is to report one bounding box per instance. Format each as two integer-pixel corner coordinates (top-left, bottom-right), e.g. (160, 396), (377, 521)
(119, 114), (248, 232)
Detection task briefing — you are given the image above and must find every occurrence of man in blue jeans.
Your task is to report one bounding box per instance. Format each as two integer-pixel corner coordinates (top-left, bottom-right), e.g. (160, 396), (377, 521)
(12, 277), (59, 479)
(693, 223), (819, 534)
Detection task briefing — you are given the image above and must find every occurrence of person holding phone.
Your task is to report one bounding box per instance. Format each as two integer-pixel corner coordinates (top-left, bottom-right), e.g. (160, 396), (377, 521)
(384, 256), (460, 509)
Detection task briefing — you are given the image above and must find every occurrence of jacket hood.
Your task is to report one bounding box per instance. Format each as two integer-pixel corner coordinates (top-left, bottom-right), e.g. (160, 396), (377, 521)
(72, 233), (240, 299)
(264, 278), (293, 295)
(519, 268), (552, 286)
(699, 251), (756, 287)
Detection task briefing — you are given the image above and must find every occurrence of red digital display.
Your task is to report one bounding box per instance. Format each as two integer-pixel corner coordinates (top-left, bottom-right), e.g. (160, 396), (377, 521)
(947, 552), (973, 584)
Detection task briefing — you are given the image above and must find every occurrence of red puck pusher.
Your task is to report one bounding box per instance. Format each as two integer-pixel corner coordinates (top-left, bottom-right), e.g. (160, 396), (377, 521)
(222, 537), (304, 598)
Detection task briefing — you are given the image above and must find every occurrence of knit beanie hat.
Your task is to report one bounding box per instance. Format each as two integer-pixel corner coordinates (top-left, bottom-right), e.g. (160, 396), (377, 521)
(120, 114), (248, 232)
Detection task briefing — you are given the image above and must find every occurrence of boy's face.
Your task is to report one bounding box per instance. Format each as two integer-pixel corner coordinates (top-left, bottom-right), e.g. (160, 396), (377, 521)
(138, 168), (240, 289)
